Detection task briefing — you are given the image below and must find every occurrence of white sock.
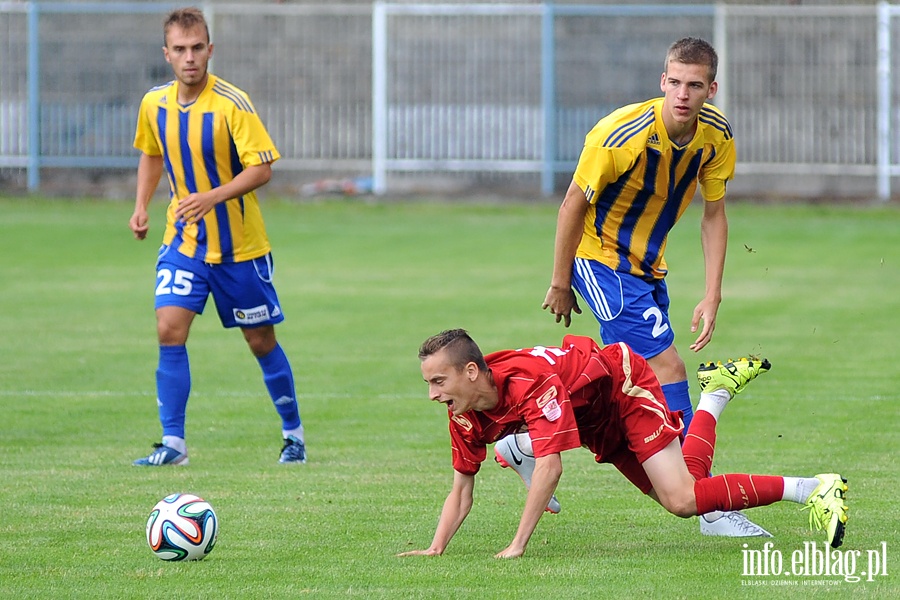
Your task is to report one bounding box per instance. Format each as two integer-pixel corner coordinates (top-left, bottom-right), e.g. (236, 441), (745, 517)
(513, 431), (534, 457)
(782, 477), (821, 504)
(162, 436), (186, 454)
(695, 389), (731, 422)
(283, 425), (305, 442)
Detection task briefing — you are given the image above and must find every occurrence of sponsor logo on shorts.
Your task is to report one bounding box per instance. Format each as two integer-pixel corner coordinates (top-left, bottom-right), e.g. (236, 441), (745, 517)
(234, 305), (271, 325)
(644, 424), (664, 444)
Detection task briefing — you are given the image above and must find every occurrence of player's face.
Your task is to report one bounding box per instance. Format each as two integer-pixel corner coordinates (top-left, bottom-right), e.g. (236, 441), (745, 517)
(163, 25), (213, 88)
(660, 60), (717, 127)
(421, 350), (479, 417)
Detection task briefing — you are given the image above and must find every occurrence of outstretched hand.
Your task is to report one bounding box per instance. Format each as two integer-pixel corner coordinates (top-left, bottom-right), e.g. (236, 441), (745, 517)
(688, 297), (719, 351)
(542, 286), (582, 328)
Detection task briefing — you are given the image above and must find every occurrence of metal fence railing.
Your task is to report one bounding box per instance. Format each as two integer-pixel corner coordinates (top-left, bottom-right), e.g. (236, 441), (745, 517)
(1, 2), (899, 199)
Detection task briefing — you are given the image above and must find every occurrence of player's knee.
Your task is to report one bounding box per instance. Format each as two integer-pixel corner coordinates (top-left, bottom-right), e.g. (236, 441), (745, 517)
(665, 501), (696, 519)
(243, 326), (277, 357)
(669, 358), (687, 382)
(156, 321), (189, 345)
(658, 491), (697, 518)
(648, 350), (687, 385)
(155, 307), (194, 345)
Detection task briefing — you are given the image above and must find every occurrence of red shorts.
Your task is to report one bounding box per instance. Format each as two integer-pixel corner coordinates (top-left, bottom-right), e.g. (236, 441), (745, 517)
(580, 342), (685, 494)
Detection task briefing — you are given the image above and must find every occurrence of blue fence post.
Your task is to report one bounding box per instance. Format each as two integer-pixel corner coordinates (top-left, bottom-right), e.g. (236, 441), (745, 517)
(877, 1), (892, 201)
(26, 1), (40, 192)
(372, 1), (387, 196)
(540, 1), (556, 197)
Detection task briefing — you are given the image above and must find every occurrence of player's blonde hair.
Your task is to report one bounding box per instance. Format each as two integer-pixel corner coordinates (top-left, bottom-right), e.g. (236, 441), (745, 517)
(665, 37), (718, 82)
(164, 7), (210, 46)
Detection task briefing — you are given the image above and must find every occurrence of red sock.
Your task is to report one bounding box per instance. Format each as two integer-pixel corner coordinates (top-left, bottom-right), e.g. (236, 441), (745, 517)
(694, 474), (786, 513)
(682, 410), (717, 481)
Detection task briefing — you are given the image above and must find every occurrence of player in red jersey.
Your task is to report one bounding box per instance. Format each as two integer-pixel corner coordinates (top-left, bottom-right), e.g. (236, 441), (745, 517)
(398, 329), (848, 558)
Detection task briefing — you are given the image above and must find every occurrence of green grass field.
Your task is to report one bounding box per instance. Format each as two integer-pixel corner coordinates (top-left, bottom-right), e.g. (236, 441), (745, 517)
(0, 196), (897, 599)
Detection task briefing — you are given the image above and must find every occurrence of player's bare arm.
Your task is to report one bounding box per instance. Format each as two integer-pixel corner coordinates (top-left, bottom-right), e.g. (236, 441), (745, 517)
(397, 470), (474, 557)
(542, 180), (588, 327)
(174, 162), (273, 225)
(495, 452), (562, 559)
(690, 198), (728, 351)
(129, 153), (165, 240)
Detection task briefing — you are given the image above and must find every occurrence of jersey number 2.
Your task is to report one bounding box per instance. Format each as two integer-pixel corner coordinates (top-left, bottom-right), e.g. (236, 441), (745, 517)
(642, 307), (670, 338)
(529, 346), (569, 365)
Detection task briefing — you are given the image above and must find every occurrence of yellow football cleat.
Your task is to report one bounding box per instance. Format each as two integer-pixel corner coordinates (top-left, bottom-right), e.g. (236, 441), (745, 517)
(803, 473), (849, 548)
(697, 357), (771, 396)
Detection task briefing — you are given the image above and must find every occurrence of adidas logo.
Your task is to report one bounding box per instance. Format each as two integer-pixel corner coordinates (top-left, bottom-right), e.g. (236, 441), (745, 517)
(647, 133), (661, 146)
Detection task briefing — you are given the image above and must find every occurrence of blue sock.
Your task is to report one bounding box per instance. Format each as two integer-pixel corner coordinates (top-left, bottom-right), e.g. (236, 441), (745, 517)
(156, 345), (190, 439)
(257, 343), (302, 431)
(661, 380), (694, 434)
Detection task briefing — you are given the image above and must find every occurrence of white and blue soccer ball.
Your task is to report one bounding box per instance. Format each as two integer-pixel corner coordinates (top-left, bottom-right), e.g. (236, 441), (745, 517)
(146, 493), (218, 561)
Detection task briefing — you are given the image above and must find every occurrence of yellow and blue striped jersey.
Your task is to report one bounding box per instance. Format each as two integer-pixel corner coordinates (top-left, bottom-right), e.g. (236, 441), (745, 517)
(134, 74), (280, 264)
(572, 98), (735, 280)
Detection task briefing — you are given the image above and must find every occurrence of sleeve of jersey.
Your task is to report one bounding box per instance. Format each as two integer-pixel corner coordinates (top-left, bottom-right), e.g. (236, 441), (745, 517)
(229, 96), (281, 168)
(132, 94), (161, 156)
(699, 137), (736, 201)
(448, 422), (487, 476)
(572, 142), (637, 204)
(514, 374), (582, 458)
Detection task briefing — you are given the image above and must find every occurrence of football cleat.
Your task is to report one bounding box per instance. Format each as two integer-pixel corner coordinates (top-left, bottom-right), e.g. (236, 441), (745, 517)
(133, 443), (189, 466)
(803, 473), (849, 548)
(279, 435), (307, 464)
(494, 433), (560, 514)
(697, 357), (771, 397)
(699, 510), (773, 537)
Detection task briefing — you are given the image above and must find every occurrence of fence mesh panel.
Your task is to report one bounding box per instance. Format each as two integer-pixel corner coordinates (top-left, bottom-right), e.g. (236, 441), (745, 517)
(0, 2), (897, 196)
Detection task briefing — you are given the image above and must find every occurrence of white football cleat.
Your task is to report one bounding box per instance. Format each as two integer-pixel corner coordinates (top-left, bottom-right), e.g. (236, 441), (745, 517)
(494, 432), (561, 514)
(699, 510), (773, 537)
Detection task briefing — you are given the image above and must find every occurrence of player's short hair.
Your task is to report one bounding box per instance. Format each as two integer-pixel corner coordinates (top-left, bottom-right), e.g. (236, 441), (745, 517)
(419, 329), (488, 373)
(665, 37), (718, 82)
(164, 7), (210, 46)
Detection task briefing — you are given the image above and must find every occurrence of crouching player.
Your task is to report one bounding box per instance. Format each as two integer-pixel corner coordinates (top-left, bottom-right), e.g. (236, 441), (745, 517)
(398, 329), (848, 559)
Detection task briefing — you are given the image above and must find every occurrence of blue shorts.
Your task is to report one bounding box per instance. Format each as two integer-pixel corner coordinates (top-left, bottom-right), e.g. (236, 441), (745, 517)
(571, 257), (674, 359)
(154, 245), (286, 329)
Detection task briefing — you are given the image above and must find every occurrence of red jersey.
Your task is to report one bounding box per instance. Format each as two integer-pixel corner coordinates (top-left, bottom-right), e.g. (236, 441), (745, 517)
(448, 335), (679, 475)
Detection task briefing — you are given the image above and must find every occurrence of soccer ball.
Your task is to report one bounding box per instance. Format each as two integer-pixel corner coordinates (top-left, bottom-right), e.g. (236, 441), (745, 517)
(146, 493), (218, 561)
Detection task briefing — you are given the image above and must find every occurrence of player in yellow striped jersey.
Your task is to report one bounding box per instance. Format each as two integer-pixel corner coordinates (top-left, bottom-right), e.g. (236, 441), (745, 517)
(128, 7), (306, 467)
(496, 38), (771, 537)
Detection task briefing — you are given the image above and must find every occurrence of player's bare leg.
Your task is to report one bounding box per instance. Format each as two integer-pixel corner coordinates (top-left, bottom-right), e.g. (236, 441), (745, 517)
(650, 349), (772, 538)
